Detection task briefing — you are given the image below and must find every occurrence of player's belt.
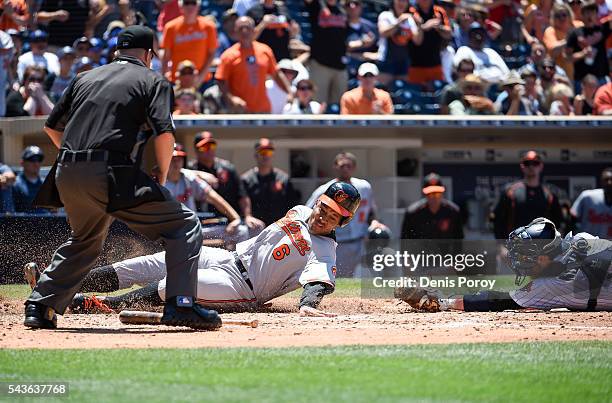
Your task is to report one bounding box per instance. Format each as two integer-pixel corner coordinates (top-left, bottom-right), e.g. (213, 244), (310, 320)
(58, 149), (131, 165)
(232, 252), (254, 291)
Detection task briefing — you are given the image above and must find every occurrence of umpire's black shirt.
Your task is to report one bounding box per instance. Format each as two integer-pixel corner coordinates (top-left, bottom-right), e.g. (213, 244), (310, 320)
(46, 55), (175, 156)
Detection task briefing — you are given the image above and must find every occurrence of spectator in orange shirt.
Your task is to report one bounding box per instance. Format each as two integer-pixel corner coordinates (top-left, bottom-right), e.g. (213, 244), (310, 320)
(594, 79), (612, 115)
(216, 16), (291, 113)
(161, 0), (217, 85)
(340, 62), (393, 115)
(0, 0), (29, 31)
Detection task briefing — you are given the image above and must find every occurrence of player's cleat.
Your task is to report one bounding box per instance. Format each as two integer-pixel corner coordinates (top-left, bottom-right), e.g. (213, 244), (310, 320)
(394, 287), (446, 312)
(23, 262), (41, 290)
(69, 293), (113, 314)
(24, 302), (57, 329)
(161, 298), (222, 330)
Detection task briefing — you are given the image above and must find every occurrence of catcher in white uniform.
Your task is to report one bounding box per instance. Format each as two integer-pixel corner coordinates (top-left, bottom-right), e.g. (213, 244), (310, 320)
(26, 182), (361, 317)
(395, 218), (612, 312)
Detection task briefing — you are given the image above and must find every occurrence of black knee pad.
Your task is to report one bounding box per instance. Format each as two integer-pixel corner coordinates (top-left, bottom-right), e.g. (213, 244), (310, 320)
(463, 290), (521, 312)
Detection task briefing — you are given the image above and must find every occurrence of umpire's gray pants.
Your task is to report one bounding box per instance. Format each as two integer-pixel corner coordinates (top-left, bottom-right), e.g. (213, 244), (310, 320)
(28, 160), (203, 314)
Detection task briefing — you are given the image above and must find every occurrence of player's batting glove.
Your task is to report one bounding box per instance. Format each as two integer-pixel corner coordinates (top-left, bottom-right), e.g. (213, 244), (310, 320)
(394, 287), (441, 312)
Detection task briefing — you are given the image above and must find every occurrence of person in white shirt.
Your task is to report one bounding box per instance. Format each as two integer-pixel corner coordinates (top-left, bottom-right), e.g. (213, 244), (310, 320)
(283, 78), (324, 114)
(306, 152), (387, 277)
(17, 30), (59, 82)
(453, 22), (509, 84)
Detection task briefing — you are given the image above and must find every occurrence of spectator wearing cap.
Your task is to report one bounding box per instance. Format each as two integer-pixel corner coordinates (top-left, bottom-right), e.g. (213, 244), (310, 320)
(12, 146), (49, 213)
(493, 151), (563, 239)
(241, 138), (299, 226)
(0, 0), (29, 31)
(566, 1), (612, 85)
(163, 143), (243, 238)
(542, 3), (582, 83)
(87, 37), (105, 65)
(448, 73), (494, 115)
(303, 0), (349, 105)
(216, 9), (239, 60)
(6, 65), (54, 116)
(453, 22), (508, 84)
(306, 152), (388, 277)
(345, 0), (378, 62)
(73, 37), (91, 58)
(161, 0), (217, 85)
(440, 58), (474, 114)
(494, 70), (535, 115)
(401, 173), (464, 240)
(340, 62), (392, 114)
(406, 0), (452, 85)
(217, 16), (291, 113)
(267, 58), (307, 114)
(283, 78), (324, 114)
(188, 131), (266, 233)
(593, 75), (612, 115)
(173, 87), (201, 115)
(104, 20), (125, 41)
(49, 46), (76, 102)
(173, 60), (198, 92)
(0, 160), (16, 213)
(36, 0), (88, 48)
(247, 0), (299, 61)
(17, 30), (59, 82)
(376, 0), (422, 85)
(0, 30), (14, 117)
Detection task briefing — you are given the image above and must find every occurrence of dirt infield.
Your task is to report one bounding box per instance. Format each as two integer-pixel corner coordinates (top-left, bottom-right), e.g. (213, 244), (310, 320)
(1, 297), (611, 349)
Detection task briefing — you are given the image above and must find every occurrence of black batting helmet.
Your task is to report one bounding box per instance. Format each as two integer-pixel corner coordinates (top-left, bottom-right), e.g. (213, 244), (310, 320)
(506, 217), (562, 285)
(318, 182), (361, 227)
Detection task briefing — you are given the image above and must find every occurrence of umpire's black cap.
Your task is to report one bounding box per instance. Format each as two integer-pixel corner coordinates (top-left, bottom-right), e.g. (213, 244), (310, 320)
(117, 25), (157, 56)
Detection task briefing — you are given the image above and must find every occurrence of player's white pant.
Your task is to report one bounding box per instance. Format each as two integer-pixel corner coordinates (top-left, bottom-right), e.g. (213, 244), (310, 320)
(112, 246), (258, 311)
(510, 269), (612, 311)
(201, 224), (250, 245)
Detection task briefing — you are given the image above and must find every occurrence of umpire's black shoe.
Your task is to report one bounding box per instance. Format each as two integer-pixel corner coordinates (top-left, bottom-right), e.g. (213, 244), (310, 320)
(24, 302), (57, 329)
(161, 296), (221, 330)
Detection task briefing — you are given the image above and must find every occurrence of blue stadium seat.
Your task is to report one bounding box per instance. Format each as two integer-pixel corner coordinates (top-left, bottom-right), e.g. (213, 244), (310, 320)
(325, 103), (340, 114)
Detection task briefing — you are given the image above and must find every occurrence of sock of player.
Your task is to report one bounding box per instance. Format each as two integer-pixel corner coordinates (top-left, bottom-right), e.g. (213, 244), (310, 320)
(80, 265), (120, 292)
(103, 282), (164, 310)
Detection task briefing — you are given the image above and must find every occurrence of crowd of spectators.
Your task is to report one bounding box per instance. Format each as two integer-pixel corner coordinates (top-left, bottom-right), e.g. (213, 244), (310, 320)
(0, 0), (610, 117)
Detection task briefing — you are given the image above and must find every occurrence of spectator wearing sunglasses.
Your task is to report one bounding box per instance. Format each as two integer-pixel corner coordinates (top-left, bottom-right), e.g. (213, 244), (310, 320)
(161, 0), (218, 86)
(283, 78), (324, 114)
(189, 131), (266, 234)
(542, 3), (582, 83)
(6, 65), (54, 117)
(340, 62), (393, 115)
(440, 58), (475, 114)
(241, 138), (300, 226)
(493, 151), (563, 239)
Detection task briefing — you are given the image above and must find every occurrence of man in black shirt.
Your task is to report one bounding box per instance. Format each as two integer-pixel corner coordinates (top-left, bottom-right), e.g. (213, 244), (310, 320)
(24, 26), (220, 331)
(241, 138), (299, 226)
(493, 150), (563, 239)
(188, 131), (265, 233)
(304, 0), (348, 105)
(566, 1), (611, 83)
(247, 0), (297, 61)
(401, 173), (464, 239)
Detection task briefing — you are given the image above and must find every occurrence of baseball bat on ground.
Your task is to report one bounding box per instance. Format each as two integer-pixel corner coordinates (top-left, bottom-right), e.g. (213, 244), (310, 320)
(118, 310), (259, 328)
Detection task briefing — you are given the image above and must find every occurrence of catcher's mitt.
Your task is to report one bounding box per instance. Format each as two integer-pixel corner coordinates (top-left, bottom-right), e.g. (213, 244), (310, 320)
(394, 287), (441, 312)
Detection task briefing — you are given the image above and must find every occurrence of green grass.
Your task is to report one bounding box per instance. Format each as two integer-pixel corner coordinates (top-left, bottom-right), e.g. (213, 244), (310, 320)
(1, 342), (610, 402)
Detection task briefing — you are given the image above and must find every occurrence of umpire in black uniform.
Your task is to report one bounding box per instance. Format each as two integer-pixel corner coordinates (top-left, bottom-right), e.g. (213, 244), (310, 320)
(24, 26), (221, 330)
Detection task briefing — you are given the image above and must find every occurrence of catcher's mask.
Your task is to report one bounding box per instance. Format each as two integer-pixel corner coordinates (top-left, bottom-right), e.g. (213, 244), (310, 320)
(318, 182), (361, 227)
(506, 217), (562, 285)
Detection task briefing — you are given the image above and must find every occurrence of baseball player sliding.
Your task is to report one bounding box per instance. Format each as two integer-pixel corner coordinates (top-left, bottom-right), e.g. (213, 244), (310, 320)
(395, 218), (612, 312)
(26, 183), (361, 317)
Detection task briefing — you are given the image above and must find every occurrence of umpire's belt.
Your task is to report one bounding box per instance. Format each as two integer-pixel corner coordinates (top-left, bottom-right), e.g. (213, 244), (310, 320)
(58, 149), (131, 165)
(233, 252), (254, 291)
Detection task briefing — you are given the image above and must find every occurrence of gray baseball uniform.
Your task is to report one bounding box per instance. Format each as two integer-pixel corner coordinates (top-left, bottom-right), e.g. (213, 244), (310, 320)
(112, 205), (337, 310)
